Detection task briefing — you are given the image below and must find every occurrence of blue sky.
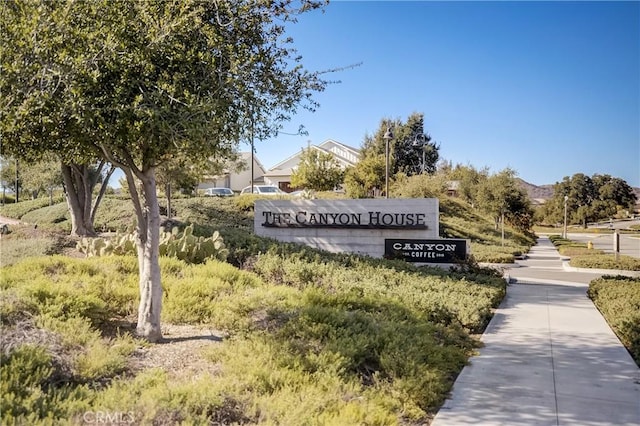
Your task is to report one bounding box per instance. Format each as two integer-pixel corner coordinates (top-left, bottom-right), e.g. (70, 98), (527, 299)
(245, 1), (639, 187)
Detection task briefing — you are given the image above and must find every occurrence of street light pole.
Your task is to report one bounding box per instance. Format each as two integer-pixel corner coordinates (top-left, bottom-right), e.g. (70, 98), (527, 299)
(250, 113), (255, 195)
(563, 195), (569, 239)
(383, 127), (393, 199)
(501, 209), (505, 247)
(412, 133), (427, 174)
(14, 158), (18, 203)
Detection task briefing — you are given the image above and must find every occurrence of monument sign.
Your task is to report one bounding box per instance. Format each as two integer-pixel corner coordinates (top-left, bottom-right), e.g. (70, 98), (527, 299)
(255, 199), (441, 258)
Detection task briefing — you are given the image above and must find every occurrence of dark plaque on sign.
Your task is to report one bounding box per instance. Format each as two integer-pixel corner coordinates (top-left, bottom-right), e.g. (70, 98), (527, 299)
(384, 239), (467, 263)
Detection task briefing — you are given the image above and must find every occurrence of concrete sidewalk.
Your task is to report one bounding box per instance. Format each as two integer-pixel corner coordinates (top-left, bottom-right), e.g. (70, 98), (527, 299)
(431, 236), (640, 426)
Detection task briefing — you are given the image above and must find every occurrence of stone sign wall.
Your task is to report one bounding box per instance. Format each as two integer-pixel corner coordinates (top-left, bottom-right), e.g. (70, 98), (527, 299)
(254, 199), (439, 258)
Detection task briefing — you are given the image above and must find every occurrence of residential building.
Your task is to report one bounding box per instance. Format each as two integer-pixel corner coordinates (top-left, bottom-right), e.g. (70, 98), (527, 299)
(263, 139), (360, 192)
(198, 152), (266, 192)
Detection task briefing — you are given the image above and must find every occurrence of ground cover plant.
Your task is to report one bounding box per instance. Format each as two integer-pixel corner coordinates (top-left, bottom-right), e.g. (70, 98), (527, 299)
(1, 192), (532, 423)
(0, 225), (73, 267)
(0, 196), (65, 220)
(588, 276), (640, 365)
(439, 198), (535, 263)
(548, 234), (640, 270)
(570, 254), (640, 271)
(2, 248), (506, 424)
(548, 235), (603, 257)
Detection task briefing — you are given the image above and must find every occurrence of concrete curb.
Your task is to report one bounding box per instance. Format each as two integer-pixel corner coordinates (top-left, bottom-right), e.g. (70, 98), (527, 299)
(505, 275), (588, 287)
(478, 262), (521, 269)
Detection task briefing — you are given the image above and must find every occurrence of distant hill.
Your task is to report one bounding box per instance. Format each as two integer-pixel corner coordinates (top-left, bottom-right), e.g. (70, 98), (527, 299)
(517, 179), (555, 205)
(517, 178), (640, 209)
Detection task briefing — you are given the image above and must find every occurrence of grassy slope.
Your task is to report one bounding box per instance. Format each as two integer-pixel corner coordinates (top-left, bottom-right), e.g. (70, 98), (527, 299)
(1, 194), (535, 263)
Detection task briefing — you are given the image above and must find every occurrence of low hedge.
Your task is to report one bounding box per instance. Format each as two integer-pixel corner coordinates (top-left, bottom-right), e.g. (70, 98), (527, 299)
(570, 254), (640, 271)
(588, 276), (640, 365)
(0, 196), (64, 220)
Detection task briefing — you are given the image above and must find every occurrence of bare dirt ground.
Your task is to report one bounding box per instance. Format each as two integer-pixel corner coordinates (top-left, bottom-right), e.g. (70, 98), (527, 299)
(130, 324), (226, 379)
(0, 215), (21, 225)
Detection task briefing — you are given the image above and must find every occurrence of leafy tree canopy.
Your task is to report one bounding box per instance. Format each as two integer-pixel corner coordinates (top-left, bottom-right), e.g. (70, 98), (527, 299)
(0, 0), (334, 341)
(539, 173), (637, 227)
(290, 147), (345, 191)
(475, 168), (533, 231)
(346, 112), (439, 197)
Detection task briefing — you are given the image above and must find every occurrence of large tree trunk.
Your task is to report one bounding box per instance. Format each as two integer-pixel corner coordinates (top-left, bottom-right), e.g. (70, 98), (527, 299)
(130, 167), (163, 342)
(61, 163), (96, 236)
(60, 162), (114, 236)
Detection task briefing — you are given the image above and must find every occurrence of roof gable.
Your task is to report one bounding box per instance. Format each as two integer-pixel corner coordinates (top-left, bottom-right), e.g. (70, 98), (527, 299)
(268, 139), (360, 172)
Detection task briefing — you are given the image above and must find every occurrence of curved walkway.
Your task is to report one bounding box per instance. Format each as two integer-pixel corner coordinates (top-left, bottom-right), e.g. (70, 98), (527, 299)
(432, 236), (640, 426)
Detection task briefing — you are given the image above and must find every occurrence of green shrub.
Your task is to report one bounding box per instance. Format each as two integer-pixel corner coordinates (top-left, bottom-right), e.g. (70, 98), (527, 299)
(0, 236), (59, 267)
(173, 197), (253, 230)
(21, 203), (71, 232)
(0, 196), (64, 219)
(1, 344), (57, 420)
(74, 335), (137, 380)
(196, 285), (476, 423)
(588, 276), (640, 364)
(249, 249), (505, 333)
(391, 173), (448, 198)
(570, 254), (640, 271)
(162, 259), (285, 330)
(0, 341), (96, 423)
(470, 243), (523, 263)
(549, 234), (606, 258)
(34, 315), (138, 381)
(1, 255), (139, 323)
(558, 246), (603, 257)
(77, 369), (247, 425)
(0, 194), (16, 204)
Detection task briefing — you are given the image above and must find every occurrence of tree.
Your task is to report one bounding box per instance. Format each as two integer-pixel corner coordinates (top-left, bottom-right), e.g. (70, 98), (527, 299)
(0, 1), (116, 235)
(475, 168), (533, 231)
(17, 156), (62, 203)
(290, 147), (344, 191)
(343, 154), (386, 198)
(1, 0), (331, 341)
(541, 173), (637, 227)
(592, 174), (637, 215)
(445, 164), (489, 205)
(392, 113), (439, 176)
(0, 157), (18, 195)
(345, 113), (439, 197)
